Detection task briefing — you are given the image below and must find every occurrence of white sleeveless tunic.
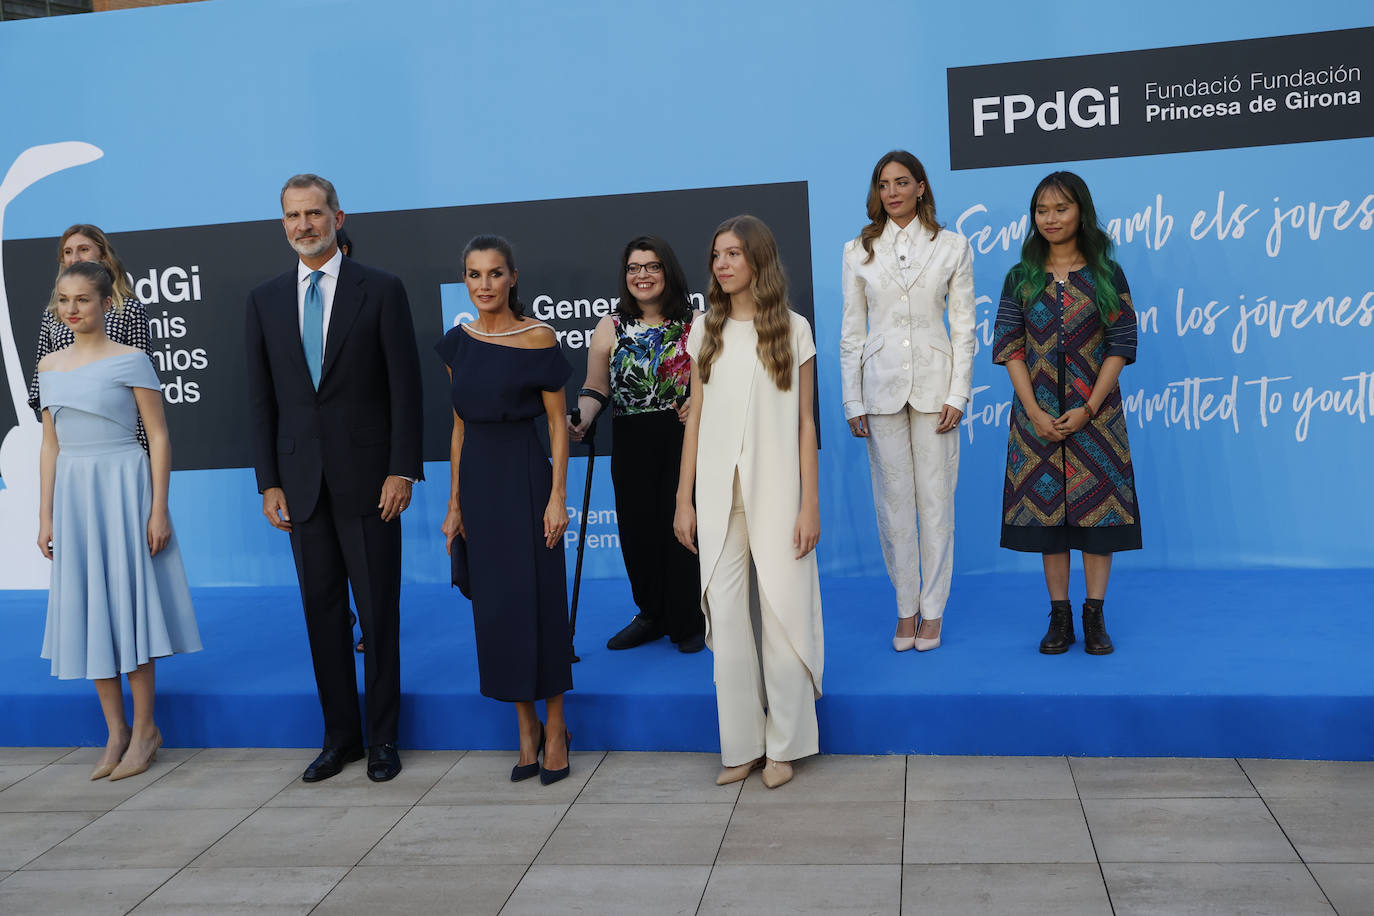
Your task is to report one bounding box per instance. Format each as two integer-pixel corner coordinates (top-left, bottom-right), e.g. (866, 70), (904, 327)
(686, 311), (824, 695)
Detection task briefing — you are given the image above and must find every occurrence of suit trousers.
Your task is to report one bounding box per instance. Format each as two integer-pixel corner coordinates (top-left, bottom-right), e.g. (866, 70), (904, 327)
(707, 474), (818, 766)
(289, 479), (402, 749)
(865, 406), (959, 620)
(611, 410), (703, 642)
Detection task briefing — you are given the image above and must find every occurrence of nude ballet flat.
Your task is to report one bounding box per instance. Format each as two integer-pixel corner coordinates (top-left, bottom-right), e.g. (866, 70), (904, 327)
(109, 729), (161, 782)
(716, 757), (763, 785)
(760, 758), (793, 789)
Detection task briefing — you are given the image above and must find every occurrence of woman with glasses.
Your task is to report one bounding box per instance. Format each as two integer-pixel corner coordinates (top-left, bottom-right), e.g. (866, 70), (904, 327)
(569, 236), (705, 653)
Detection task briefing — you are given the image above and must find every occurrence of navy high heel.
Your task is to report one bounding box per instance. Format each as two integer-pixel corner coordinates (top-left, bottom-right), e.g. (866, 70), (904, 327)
(510, 722), (545, 782)
(540, 731), (571, 785)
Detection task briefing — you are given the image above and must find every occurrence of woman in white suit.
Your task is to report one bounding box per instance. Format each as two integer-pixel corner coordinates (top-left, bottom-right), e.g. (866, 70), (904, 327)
(840, 150), (975, 652)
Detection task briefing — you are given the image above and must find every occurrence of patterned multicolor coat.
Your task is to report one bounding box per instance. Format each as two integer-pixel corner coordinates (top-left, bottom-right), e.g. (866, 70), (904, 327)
(991, 265), (1138, 530)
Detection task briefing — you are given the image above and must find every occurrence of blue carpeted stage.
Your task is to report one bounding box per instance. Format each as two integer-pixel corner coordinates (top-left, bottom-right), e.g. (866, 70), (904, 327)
(2, 569), (1371, 760)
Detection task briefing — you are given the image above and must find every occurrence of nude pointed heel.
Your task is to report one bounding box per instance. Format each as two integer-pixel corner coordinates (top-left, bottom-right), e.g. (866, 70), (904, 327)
(760, 758), (793, 789)
(914, 617), (942, 652)
(109, 729), (161, 782)
(716, 757), (763, 785)
(893, 617), (917, 652)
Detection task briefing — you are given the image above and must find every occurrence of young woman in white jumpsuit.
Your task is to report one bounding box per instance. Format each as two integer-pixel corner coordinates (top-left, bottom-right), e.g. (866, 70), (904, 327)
(675, 215), (823, 790)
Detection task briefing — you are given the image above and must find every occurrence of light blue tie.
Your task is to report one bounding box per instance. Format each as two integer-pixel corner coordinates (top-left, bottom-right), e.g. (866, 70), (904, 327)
(303, 269), (324, 388)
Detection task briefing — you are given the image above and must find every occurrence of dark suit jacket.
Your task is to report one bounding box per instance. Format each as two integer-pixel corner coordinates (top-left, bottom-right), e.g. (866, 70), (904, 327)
(245, 256), (424, 520)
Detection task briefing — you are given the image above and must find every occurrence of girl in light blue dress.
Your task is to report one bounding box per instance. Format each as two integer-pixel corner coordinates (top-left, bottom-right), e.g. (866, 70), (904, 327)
(37, 261), (201, 782)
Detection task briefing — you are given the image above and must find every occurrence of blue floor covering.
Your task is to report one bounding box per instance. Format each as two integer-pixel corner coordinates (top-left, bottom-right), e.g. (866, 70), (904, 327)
(2, 569), (1371, 759)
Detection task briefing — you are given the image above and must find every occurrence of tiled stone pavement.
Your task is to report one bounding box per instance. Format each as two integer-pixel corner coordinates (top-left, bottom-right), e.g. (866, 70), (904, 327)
(0, 748), (1370, 914)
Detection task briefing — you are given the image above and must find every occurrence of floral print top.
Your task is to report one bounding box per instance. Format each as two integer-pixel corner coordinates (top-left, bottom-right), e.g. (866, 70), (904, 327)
(610, 313), (695, 414)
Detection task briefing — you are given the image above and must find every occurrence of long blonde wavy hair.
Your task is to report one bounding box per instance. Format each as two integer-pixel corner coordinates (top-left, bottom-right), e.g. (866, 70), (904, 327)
(696, 215), (793, 391)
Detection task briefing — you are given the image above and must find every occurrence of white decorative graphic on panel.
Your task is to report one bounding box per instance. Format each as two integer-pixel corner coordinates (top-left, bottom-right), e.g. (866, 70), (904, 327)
(0, 142), (104, 589)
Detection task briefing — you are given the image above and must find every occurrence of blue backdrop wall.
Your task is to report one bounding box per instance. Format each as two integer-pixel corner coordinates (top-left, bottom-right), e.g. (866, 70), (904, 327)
(1, 0), (1370, 591)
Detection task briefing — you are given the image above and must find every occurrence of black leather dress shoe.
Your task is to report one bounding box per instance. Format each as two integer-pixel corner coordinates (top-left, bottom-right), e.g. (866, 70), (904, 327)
(367, 743), (402, 782)
(606, 615), (663, 650)
(302, 744), (364, 782)
(676, 632), (706, 654)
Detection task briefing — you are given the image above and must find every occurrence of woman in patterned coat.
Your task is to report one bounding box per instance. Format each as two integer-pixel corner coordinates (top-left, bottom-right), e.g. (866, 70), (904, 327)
(992, 172), (1140, 656)
(28, 225), (153, 448)
(569, 236), (705, 653)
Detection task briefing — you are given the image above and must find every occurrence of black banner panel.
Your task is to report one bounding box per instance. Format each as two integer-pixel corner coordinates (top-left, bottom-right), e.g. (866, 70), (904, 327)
(947, 27), (1373, 170)
(2, 182), (813, 469)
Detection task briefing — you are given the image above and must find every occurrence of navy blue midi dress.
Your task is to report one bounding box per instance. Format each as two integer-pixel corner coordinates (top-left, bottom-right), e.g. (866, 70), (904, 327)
(436, 325), (574, 702)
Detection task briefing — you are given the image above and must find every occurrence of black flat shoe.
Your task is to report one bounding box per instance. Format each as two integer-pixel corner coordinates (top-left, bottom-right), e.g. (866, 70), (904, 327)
(302, 744), (364, 782)
(677, 633), (706, 654)
(540, 731), (571, 785)
(511, 722), (545, 782)
(367, 743), (402, 782)
(606, 616), (663, 650)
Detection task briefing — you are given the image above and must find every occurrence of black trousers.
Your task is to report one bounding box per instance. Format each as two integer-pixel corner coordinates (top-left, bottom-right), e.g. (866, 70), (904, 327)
(610, 410), (703, 642)
(288, 479), (402, 748)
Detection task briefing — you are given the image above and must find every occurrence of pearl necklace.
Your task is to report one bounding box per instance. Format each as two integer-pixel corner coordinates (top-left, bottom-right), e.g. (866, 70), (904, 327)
(464, 321), (553, 337)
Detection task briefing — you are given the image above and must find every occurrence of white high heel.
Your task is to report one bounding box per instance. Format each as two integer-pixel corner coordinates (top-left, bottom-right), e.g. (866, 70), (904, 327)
(914, 618), (942, 652)
(890, 615), (912, 650)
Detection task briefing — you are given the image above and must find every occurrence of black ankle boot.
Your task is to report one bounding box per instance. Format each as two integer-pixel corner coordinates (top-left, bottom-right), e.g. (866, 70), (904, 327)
(1039, 600), (1075, 654)
(1082, 600), (1114, 655)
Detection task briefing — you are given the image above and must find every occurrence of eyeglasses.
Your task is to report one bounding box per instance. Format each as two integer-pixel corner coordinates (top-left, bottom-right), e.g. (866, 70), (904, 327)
(625, 262), (663, 275)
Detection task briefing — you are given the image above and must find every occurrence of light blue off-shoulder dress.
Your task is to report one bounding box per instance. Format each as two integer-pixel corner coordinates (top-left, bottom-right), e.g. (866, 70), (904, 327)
(38, 351), (201, 680)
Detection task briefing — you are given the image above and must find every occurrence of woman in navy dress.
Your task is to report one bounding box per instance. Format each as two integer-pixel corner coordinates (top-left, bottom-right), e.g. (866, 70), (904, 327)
(436, 235), (575, 785)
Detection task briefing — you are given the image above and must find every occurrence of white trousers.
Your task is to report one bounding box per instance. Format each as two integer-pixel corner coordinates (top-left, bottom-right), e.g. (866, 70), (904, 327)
(865, 406), (959, 620)
(707, 475), (819, 765)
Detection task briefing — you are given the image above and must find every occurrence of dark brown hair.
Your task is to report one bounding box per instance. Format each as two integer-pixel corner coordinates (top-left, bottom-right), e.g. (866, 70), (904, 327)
(858, 150), (942, 262)
(616, 236), (692, 322)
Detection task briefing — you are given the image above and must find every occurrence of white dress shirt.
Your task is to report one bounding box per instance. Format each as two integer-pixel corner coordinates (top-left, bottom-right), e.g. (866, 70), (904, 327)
(296, 246), (343, 343)
(293, 246), (415, 485)
(888, 218), (918, 287)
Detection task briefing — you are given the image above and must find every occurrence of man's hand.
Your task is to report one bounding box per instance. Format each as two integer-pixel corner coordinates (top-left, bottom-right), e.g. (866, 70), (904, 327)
(263, 487), (292, 531)
(378, 476), (413, 522)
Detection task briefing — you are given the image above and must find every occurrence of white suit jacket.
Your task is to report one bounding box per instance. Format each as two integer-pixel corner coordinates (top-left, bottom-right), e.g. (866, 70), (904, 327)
(840, 224), (976, 419)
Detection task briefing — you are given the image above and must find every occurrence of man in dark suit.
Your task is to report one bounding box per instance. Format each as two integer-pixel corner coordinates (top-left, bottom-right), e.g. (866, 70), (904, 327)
(245, 174), (423, 783)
